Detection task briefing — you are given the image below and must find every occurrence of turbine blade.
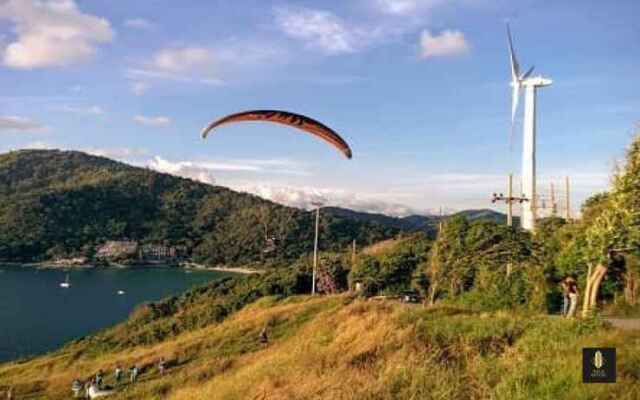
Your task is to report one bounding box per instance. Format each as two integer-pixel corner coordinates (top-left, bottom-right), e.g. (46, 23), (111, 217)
(521, 65), (535, 80)
(507, 23), (520, 80)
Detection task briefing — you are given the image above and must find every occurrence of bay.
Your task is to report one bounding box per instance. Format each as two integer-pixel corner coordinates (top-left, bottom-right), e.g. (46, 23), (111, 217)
(0, 265), (233, 363)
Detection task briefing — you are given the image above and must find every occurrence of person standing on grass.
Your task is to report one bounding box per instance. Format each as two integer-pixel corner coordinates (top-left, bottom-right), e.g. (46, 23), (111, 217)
(259, 326), (269, 347)
(84, 380), (92, 398)
(158, 357), (166, 376)
(130, 365), (139, 384)
(114, 364), (123, 384)
(566, 277), (579, 318)
(95, 370), (103, 389)
(71, 379), (82, 398)
(560, 277), (570, 316)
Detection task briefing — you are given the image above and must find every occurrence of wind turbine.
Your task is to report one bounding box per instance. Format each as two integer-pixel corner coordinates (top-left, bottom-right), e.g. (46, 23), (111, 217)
(507, 24), (552, 231)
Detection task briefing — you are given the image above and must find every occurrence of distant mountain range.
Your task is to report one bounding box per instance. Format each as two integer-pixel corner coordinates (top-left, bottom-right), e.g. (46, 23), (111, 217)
(0, 149), (512, 265)
(324, 207), (513, 234)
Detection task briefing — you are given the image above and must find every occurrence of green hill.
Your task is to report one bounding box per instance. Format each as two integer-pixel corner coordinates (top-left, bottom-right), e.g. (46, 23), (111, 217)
(0, 150), (397, 265)
(324, 207), (514, 235)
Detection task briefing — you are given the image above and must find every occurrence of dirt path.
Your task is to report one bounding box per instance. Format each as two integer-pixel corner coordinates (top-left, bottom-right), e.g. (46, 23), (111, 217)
(605, 318), (640, 331)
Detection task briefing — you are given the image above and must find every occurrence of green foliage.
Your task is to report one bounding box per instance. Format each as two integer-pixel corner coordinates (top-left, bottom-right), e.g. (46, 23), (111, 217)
(547, 134), (640, 309)
(349, 233), (431, 296)
(425, 217), (535, 308)
(584, 135), (640, 263)
(0, 150), (397, 265)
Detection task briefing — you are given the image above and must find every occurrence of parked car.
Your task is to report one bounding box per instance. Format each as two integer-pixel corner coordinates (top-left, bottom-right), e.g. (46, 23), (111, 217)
(401, 291), (420, 304)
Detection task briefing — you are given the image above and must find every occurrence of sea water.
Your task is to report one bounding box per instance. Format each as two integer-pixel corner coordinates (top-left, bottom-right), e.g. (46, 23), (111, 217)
(0, 265), (233, 362)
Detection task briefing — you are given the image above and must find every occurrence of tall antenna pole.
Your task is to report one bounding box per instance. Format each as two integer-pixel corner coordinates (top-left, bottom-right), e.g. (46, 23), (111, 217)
(507, 174), (513, 227)
(565, 176), (571, 221)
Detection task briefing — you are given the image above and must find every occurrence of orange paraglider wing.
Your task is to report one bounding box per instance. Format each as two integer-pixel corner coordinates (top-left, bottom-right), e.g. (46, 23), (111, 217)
(201, 110), (352, 159)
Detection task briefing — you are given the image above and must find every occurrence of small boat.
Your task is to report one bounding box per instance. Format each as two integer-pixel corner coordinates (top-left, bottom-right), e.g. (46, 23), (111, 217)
(117, 290), (125, 295)
(60, 274), (71, 288)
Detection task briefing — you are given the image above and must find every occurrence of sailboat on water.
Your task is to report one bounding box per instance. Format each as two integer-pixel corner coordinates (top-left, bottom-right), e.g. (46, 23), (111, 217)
(60, 273), (71, 288)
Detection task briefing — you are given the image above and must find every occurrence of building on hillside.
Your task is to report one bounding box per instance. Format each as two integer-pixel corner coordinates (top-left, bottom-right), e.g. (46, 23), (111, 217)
(95, 240), (139, 259)
(139, 244), (189, 260)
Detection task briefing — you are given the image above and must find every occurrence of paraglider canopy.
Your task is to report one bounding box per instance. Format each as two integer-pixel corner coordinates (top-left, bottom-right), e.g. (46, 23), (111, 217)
(200, 110), (352, 159)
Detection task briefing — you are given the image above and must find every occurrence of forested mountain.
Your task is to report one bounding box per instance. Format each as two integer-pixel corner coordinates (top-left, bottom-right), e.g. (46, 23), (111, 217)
(324, 207), (510, 234)
(0, 150), (397, 265)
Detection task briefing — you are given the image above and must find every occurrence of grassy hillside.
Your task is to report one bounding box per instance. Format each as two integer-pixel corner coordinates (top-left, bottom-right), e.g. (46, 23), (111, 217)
(1, 295), (639, 399)
(0, 150), (397, 265)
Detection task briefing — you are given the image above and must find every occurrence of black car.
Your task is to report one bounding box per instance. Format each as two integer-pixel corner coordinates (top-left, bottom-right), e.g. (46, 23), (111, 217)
(401, 291), (420, 303)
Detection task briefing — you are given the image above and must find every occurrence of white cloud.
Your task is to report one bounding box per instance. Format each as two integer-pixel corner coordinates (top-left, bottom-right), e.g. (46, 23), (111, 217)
(0, 116), (47, 133)
(133, 115), (171, 127)
(58, 105), (105, 115)
(144, 156), (419, 215)
(85, 147), (148, 159)
(146, 156), (310, 186)
(375, 0), (445, 15)
(125, 46), (225, 86)
(235, 184), (424, 216)
(0, 0), (114, 69)
(20, 140), (54, 149)
(147, 157), (268, 185)
(1, 141), (150, 163)
(124, 18), (154, 30)
(419, 29), (470, 58)
(131, 81), (150, 96)
(125, 39), (287, 89)
(151, 47), (214, 74)
(275, 7), (360, 54)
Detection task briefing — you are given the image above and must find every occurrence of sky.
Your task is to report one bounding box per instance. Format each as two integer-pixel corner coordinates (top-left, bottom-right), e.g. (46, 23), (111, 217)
(0, 0), (639, 217)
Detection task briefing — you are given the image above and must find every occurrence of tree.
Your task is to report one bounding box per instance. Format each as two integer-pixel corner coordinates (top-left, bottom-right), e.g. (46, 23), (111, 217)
(582, 134), (640, 315)
(424, 216), (469, 304)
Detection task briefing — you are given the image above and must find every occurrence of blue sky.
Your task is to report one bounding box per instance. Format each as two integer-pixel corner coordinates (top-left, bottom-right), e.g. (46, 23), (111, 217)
(0, 0), (639, 216)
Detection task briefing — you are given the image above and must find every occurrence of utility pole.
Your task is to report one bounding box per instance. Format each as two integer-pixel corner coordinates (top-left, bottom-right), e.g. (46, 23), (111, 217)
(507, 174), (513, 227)
(550, 182), (557, 217)
(311, 201), (323, 295)
(351, 239), (357, 267)
(492, 173), (529, 227)
(438, 206), (443, 232)
(565, 176), (571, 221)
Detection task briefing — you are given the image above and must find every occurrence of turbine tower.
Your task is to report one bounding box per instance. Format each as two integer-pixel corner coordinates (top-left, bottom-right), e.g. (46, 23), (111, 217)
(507, 24), (552, 231)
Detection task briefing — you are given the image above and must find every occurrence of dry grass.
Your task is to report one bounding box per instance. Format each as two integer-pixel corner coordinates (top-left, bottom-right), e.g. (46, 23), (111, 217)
(1, 296), (640, 400)
(361, 238), (407, 257)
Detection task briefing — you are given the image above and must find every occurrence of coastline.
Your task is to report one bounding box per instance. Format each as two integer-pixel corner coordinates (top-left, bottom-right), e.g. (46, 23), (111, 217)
(0, 260), (264, 274)
(0, 262), (95, 269)
(180, 262), (263, 275)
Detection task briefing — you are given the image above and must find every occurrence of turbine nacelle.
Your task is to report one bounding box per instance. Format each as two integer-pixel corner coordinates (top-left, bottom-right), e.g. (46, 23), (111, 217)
(521, 76), (553, 87)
